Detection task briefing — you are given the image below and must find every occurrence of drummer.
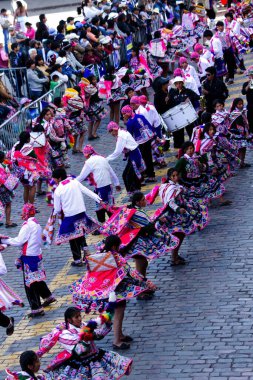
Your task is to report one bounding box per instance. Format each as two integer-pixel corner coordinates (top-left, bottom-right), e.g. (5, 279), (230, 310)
(154, 76), (200, 149)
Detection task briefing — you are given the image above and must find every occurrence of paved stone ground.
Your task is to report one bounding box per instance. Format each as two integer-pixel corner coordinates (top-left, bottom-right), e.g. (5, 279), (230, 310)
(1, 55), (253, 379)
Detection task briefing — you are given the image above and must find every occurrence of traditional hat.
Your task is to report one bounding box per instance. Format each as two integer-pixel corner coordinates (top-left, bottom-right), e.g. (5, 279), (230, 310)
(107, 121), (120, 131)
(22, 203), (36, 221)
(139, 95), (148, 105)
(130, 95), (140, 105)
(190, 52), (199, 59)
(121, 105), (134, 116)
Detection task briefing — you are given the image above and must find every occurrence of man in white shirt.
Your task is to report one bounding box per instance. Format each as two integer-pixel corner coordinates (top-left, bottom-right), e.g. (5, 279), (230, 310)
(52, 168), (102, 267)
(77, 145), (121, 223)
(1, 203), (55, 318)
(106, 121), (146, 196)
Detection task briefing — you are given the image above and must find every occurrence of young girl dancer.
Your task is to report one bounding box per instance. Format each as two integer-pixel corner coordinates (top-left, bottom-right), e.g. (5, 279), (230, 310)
(5, 350), (45, 380)
(198, 123), (233, 183)
(229, 97), (253, 168)
(35, 305), (133, 379)
(101, 192), (179, 279)
(174, 141), (227, 205)
(70, 235), (152, 348)
(85, 75), (108, 140)
(156, 168), (209, 265)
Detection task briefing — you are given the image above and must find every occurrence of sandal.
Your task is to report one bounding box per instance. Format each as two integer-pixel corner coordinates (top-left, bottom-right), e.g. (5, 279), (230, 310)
(36, 191), (46, 196)
(112, 343), (130, 350)
(220, 200), (232, 206)
(136, 293), (153, 300)
(177, 255), (186, 262)
(240, 163), (251, 168)
(5, 223), (18, 228)
(72, 149), (79, 154)
(6, 317), (14, 336)
(170, 260), (186, 266)
(120, 336), (133, 343)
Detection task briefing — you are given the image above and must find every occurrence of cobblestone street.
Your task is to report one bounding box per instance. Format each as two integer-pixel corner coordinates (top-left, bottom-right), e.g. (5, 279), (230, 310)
(1, 55), (253, 379)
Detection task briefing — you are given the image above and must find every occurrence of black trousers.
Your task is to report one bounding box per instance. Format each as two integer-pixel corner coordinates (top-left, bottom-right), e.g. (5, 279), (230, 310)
(0, 310), (10, 327)
(96, 209), (112, 223)
(69, 236), (87, 261)
(223, 48), (236, 80)
(25, 280), (52, 311)
(139, 140), (155, 178)
(247, 108), (253, 133)
(122, 159), (141, 192)
(173, 124), (194, 149)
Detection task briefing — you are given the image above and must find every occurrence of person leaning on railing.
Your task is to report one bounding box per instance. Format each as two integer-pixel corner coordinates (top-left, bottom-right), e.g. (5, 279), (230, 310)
(26, 58), (49, 100)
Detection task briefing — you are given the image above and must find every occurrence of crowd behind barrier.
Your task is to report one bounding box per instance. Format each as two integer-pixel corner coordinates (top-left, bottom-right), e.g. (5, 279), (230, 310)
(0, 15), (162, 149)
(0, 81), (66, 150)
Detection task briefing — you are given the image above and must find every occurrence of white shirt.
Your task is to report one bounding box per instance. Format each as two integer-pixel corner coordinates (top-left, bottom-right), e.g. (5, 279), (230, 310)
(197, 56), (210, 78)
(226, 20), (241, 36)
(3, 218), (42, 256)
(107, 129), (139, 162)
(183, 65), (201, 88)
(76, 155), (120, 188)
(210, 36), (223, 59)
(201, 48), (214, 66)
(145, 104), (162, 128)
(53, 178), (101, 217)
(181, 74), (200, 95)
(135, 105), (153, 125)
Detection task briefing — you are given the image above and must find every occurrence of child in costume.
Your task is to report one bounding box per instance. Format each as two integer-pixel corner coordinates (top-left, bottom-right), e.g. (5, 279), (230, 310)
(5, 350), (46, 380)
(85, 75), (108, 140)
(174, 141), (227, 205)
(229, 97), (253, 168)
(101, 192), (179, 288)
(156, 168), (209, 266)
(35, 304), (133, 379)
(198, 123), (233, 183)
(0, 241), (24, 336)
(70, 235), (153, 348)
(1, 203), (55, 318)
(211, 100), (240, 173)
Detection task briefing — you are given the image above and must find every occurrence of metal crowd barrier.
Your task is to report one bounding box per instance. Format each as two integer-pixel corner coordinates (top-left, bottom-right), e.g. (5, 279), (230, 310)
(0, 82), (66, 151)
(0, 67), (30, 99)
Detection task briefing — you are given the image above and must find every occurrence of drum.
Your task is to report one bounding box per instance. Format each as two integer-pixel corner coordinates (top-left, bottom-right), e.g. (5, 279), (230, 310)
(161, 102), (198, 133)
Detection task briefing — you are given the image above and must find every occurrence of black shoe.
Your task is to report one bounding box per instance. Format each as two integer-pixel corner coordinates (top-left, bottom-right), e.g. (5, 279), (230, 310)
(113, 343), (130, 350)
(42, 297), (57, 308)
(6, 317), (14, 336)
(27, 310), (45, 318)
(71, 261), (84, 267)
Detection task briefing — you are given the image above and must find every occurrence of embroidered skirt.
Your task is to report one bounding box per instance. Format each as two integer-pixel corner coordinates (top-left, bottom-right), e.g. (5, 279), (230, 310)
(0, 186), (13, 206)
(180, 174), (225, 203)
(55, 212), (100, 244)
(86, 102), (108, 122)
(20, 255), (46, 287)
(0, 278), (24, 311)
(45, 349), (132, 380)
(156, 195), (209, 236)
(125, 231), (179, 261)
(70, 264), (149, 313)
